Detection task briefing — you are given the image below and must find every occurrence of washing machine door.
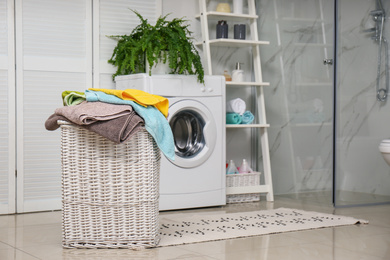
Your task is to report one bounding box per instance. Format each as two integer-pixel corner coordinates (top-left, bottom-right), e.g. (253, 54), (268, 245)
(168, 99), (217, 168)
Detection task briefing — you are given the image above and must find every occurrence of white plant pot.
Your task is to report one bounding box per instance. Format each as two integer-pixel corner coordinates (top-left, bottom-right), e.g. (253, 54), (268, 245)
(146, 58), (171, 75)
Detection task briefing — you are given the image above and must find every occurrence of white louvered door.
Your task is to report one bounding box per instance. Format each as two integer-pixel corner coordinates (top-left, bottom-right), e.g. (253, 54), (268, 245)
(12, 0), (160, 213)
(0, 0), (16, 215)
(15, 0), (93, 212)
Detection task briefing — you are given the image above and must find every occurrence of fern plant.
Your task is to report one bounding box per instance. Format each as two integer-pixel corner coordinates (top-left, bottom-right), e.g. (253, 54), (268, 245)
(108, 10), (204, 84)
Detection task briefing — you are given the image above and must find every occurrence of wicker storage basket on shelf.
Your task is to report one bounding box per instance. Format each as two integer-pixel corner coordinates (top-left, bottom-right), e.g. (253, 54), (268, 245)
(59, 121), (161, 249)
(226, 172), (261, 203)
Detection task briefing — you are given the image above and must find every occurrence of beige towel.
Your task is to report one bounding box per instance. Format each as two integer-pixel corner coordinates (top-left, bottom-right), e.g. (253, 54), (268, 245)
(55, 101), (134, 125)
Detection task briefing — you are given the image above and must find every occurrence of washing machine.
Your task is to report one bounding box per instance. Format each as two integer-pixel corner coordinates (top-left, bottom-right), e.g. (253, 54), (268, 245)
(115, 74), (226, 210)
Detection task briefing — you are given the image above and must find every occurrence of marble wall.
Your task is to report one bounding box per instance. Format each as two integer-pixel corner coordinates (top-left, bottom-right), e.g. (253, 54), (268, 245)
(163, 0), (390, 203)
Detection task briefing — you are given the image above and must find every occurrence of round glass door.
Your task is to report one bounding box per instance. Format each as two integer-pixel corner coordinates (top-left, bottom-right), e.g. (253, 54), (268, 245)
(170, 110), (205, 158)
(167, 100), (216, 168)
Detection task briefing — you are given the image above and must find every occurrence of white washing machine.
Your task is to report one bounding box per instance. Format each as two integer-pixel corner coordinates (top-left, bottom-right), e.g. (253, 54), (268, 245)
(115, 74), (226, 210)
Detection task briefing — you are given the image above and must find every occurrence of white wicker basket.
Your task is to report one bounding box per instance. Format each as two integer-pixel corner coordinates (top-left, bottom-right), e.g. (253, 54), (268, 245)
(59, 121), (161, 249)
(226, 172), (261, 203)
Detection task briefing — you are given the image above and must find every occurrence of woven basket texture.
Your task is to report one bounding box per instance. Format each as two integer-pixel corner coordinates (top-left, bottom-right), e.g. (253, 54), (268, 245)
(60, 122), (161, 249)
(226, 172), (261, 203)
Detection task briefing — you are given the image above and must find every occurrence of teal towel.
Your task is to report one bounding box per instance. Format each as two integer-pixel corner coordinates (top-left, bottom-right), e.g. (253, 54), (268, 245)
(241, 111), (254, 124)
(226, 113), (242, 124)
(85, 90), (175, 161)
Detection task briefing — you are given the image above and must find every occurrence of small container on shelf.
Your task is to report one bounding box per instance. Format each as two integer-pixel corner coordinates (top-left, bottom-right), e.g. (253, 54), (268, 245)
(223, 70), (232, 81)
(234, 24), (246, 40)
(216, 3), (231, 13)
(216, 20), (229, 39)
(233, 0), (243, 14)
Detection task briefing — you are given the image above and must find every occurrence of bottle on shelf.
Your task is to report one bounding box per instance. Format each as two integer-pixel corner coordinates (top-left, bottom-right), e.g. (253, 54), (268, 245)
(226, 160), (239, 174)
(216, 20), (228, 39)
(232, 62), (244, 82)
(239, 159), (252, 173)
(223, 70), (232, 81)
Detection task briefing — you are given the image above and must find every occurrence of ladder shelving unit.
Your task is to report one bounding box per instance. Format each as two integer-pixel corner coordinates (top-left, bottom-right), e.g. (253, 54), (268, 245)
(197, 0), (274, 201)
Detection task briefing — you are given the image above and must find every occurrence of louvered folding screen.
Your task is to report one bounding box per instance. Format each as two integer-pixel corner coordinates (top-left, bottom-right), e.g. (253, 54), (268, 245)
(0, 0), (16, 215)
(15, 0), (93, 212)
(15, 0), (160, 213)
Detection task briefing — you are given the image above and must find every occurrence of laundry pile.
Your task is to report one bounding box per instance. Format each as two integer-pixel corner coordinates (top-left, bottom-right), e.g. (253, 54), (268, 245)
(45, 88), (175, 161)
(226, 98), (254, 124)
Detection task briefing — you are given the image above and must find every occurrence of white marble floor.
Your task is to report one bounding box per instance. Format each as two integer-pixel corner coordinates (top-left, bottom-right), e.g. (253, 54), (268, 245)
(0, 195), (389, 260)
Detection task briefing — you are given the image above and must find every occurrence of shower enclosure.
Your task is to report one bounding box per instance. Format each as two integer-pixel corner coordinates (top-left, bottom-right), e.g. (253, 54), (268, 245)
(259, 0), (390, 206)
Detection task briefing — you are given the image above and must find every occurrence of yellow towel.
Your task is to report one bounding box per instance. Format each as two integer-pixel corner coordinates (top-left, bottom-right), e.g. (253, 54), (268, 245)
(89, 88), (169, 117)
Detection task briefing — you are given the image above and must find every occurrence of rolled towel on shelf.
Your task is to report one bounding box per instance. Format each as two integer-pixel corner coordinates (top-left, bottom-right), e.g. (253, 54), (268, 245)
(241, 111), (254, 124)
(226, 98), (246, 115)
(226, 113), (242, 124)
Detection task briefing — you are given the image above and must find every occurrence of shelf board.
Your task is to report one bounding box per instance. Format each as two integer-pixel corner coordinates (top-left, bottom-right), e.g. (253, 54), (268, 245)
(226, 124), (270, 128)
(196, 39), (270, 48)
(226, 81), (270, 86)
(195, 11), (258, 21)
(226, 184), (272, 195)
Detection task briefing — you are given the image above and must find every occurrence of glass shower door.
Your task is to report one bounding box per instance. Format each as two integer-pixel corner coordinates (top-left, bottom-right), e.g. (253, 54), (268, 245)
(260, 0), (335, 203)
(334, 0), (390, 206)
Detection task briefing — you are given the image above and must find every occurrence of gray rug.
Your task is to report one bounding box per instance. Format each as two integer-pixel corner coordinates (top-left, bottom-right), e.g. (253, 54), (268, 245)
(158, 207), (368, 247)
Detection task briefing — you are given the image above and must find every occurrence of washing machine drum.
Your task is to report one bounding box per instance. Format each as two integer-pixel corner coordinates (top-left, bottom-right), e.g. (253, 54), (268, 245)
(170, 111), (205, 158)
(168, 100), (217, 168)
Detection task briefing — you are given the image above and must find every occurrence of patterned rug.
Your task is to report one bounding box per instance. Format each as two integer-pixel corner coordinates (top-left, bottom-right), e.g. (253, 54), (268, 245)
(158, 207), (368, 247)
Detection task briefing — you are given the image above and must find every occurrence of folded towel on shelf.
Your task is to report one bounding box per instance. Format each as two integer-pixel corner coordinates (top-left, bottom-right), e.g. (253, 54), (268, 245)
(89, 88), (169, 117)
(241, 111), (255, 124)
(226, 98), (246, 115)
(85, 90), (175, 161)
(62, 91), (86, 106)
(226, 113), (242, 124)
(45, 113), (144, 144)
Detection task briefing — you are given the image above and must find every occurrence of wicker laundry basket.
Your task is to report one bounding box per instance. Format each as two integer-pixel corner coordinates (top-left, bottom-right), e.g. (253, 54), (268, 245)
(59, 121), (161, 249)
(226, 172), (261, 203)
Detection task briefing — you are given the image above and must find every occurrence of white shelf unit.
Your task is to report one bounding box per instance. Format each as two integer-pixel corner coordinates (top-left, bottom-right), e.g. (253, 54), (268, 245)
(197, 0), (274, 201)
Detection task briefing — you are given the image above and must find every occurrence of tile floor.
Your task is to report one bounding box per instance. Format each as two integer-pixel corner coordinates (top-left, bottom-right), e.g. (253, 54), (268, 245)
(0, 195), (389, 260)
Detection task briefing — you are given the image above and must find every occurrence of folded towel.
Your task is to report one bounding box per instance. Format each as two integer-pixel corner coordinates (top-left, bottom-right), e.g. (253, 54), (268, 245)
(85, 90), (175, 161)
(45, 113), (144, 144)
(226, 113), (242, 124)
(226, 98), (246, 115)
(241, 111), (254, 124)
(89, 88), (169, 117)
(62, 91), (86, 106)
(54, 101), (136, 126)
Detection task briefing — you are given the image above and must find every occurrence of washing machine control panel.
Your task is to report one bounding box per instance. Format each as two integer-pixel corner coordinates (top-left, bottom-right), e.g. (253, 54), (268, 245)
(115, 74), (224, 97)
